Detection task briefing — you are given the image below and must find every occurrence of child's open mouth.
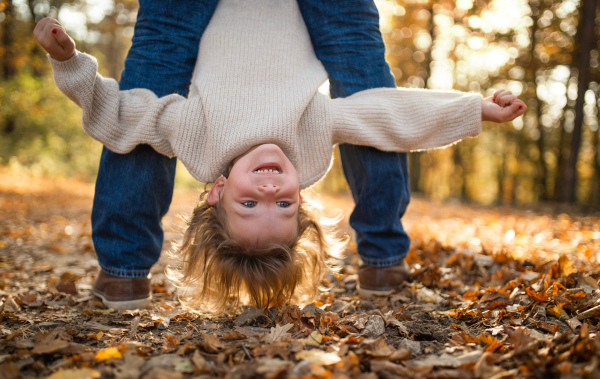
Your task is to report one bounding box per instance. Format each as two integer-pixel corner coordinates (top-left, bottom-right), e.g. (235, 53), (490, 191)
(253, 163), (282, 174)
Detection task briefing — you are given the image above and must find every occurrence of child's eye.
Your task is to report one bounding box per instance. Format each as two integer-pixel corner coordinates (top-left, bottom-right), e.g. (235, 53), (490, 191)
(276, 201), (291, 208)
(241, 201), (257, 208)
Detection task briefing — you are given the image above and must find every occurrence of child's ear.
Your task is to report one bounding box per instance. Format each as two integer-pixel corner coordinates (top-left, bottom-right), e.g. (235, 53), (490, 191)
(207, 175), (226, 205)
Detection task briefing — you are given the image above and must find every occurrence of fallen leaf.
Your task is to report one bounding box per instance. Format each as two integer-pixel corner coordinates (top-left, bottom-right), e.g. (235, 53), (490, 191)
(503, 327), (534, 348)
(86, 331), (104, 341)
(371, 360), (414, 376)
(255, 358), (293, 377)
(221, 330), (247, 341)
(143, 368), (183, 379)
(525, 287), (548, 302)
(191, 350), (211, 375)
(301, 330), (322, 347)
(198, 332), (225, 353)
(47, 368), (101, 379)
(576, 304), (600, 320)
(389, 348), (411, 362)
(2, 296), (21, 313)
(364, 338), (394, 358)
(266, 323), (293, 343)
(547, 305), (569, 319)
(32, 331), (70, 355)
(95, 347), (122, 362)
(295, 350), (341, 365)
(566, 317), (582, 330)
(558, 255), (575, 277)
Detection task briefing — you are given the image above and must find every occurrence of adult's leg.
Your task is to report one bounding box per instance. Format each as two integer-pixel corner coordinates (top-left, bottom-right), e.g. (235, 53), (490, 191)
(92, 0), (218, 280)
(298, 1), (411, 274)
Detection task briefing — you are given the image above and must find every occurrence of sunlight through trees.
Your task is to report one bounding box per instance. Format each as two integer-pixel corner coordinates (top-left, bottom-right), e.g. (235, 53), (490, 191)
(1, 0), (599, 205)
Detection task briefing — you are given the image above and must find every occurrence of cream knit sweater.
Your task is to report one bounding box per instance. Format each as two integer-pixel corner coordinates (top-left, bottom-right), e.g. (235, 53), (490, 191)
(50, 0), (482, 188)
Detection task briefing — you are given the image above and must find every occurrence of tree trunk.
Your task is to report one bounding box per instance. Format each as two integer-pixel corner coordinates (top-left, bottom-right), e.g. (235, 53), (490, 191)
(594, 95), (600, 205)
(410, 2), (435, 194)
(496, 131), (506, 204)
(562, 0), (599, 202)
(1, 0), (15, 79)
(409, 152), (422, 193)
(535, 100), (548, 201)
(553, 112), (569, 201)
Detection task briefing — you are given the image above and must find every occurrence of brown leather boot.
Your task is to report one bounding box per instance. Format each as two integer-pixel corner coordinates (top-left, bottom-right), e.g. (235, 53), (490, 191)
(357, 261), (410, 298)
(92, 270), (152, 310)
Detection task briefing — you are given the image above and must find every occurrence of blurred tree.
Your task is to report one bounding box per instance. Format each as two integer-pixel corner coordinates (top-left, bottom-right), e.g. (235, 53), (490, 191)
(0, 0), (136, 178)
(563, 0), (598, 202)
(1, 0), (599, 207)
(376, 0), (600, 207)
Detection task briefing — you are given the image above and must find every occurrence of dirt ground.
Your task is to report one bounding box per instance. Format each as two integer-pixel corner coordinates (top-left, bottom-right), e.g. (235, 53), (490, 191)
(1, 169), (600, 378)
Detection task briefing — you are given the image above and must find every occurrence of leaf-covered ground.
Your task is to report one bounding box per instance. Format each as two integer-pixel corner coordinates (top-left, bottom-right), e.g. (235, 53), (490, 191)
(1, 169), (600, 379)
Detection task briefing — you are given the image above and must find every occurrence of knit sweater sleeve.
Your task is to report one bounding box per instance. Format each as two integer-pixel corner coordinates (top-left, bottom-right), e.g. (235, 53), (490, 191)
(330, 87), (482, 151)
(49, 51), (188, 157)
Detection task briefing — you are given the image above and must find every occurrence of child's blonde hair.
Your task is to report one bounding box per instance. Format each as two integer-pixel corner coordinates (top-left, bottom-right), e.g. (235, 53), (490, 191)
(167, 190), (346, 311)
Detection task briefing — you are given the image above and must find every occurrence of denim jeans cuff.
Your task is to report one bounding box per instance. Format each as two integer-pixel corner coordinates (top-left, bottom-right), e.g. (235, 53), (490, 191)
(359, 255), (407, 267)
(100, 265), (151, 278)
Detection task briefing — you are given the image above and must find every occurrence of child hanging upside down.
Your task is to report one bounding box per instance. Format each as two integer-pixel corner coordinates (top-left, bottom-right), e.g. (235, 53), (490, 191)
(34, 0), (526, 310)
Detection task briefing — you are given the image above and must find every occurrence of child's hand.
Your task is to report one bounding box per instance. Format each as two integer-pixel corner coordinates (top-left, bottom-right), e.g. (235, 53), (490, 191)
(33, 18), (76, 61)
(481, 90), (527, 123)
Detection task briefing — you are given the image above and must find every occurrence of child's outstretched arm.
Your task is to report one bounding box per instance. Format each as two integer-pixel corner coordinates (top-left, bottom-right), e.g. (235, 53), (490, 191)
(482, 90), (527, 122)
(33, 18), (75, 62)
(33, 19), (200, 163)
(328, 87), (526, 152)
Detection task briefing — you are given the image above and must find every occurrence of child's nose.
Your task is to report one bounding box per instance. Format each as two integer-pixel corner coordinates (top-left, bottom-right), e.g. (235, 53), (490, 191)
(258, 184), (279, 193)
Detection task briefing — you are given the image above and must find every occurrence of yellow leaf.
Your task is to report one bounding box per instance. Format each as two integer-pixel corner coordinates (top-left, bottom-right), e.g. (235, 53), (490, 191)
(47, 368), (101, 379)
(95, 347), (122, 362)
(547, 305), (568, 319)
(87, 331), (104, 341)
(301, 330), (322, 346)
(558, 255), (575, 277)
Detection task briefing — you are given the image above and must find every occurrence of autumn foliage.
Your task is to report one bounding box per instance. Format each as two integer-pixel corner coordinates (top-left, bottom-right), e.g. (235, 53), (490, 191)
(0, 171), (599, 378)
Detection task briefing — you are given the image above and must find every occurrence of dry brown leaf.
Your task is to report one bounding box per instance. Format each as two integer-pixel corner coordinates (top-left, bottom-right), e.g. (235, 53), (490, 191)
(295, 350), (341, 365)
(198, 332), (226, 354)
(503, 326), (534, 348)
(266, 323), (293, 343)
(364, 338), (394, 358)
(191, 350), (211, 375)
(221, 330), (247, 341)
(32, 331), (70, 355)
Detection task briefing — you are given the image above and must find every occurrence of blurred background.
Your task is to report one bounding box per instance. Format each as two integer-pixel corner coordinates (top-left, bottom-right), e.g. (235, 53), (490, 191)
(0, 0), (598, 206)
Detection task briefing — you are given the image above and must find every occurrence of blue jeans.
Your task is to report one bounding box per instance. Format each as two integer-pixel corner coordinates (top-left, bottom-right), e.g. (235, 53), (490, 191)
(92, 0), (218, 277)
(92, 0), (410, 278)
(299, 0), (411, 266)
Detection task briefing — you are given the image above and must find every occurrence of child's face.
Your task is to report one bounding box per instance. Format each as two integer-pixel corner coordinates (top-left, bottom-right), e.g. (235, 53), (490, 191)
(208, 144), (301, 246)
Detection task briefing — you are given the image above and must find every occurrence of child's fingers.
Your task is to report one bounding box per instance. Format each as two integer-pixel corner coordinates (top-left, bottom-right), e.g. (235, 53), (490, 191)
(510, 99), (527, 117)
(501, 99), (527, 121)
(494, 90), (518, 108)
(52, 28), (76, 55)
(492, 89), (507, 103)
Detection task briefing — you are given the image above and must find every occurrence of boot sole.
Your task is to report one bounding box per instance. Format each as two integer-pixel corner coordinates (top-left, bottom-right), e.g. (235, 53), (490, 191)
(357, 285), (395, 299)
(92, 289), (151, 310)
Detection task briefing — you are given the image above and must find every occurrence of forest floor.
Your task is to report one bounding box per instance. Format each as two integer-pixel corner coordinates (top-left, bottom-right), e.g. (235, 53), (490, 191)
(1, 168), (600, 379)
